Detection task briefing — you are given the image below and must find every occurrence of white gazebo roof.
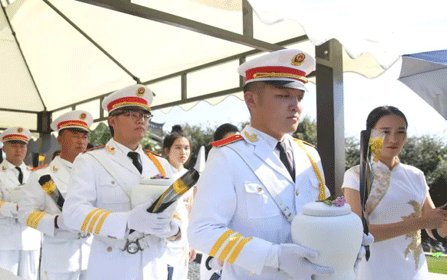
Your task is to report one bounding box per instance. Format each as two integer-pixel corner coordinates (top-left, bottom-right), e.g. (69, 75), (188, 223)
(2, 0), (446, 194)
(1, 0), (389, 130)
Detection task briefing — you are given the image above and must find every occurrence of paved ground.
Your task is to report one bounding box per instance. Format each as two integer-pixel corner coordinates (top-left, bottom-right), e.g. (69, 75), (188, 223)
(188, 261), (200, 280)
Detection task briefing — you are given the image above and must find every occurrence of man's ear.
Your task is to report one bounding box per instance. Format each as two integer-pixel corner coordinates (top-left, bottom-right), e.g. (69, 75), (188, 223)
(108, 116), (115, 128)
(244, 91), (256, 111)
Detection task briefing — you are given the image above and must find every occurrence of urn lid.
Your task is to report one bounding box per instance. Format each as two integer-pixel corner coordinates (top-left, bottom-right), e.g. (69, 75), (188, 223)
(301, 201), (352, 217)
(139, 177), (172, 186)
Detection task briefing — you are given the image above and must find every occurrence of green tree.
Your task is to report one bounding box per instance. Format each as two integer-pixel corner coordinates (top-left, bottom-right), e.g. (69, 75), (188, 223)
(181, 124), (215, 169)
(292, 119), (360, 170)
(140, 126), (162, 154)
(429, 160), (447, 207)
(345, 136), (360, 170)
(400, 136), (447, 180)
(293, 118), (317, 145)
(400, 136), (447, 207)
(88, 122), (112, 147)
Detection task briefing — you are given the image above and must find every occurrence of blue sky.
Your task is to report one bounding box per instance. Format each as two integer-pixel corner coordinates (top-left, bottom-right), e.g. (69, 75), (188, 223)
(152, 62), (447, 139)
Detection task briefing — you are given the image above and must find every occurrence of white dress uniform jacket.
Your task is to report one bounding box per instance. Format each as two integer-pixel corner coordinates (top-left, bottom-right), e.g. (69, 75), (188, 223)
(63, 139), (180, 280)
(18, 156), (92, 276)
(188, 126), (330, 280)
(0, 160), (41, 251)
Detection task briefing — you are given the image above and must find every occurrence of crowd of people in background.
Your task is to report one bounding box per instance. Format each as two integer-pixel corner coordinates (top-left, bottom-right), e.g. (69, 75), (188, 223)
(0, 49), (446, 280)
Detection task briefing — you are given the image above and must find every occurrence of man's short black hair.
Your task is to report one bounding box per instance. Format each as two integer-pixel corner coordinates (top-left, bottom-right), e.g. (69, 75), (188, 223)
(214, 123), (239, 141)
(243, 81), (267, 93)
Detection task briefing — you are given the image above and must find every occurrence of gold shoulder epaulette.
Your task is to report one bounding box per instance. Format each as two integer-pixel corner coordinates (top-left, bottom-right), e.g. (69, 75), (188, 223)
(210, 134), (244, 147)
(144, 149), (162, 157)
(292, 138), (315, 148)
(84, 145), (105, 153)
(31, 163), (49, 171)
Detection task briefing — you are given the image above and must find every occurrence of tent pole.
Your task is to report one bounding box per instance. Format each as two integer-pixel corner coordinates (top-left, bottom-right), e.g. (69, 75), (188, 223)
(242, 0), (253, 38)
(315, 39), (345, 196)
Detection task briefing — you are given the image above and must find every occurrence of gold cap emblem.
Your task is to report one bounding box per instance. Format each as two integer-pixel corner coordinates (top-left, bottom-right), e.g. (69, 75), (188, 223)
(17, 127), (23, 133)
(137, 87), (145, 96)
(79, 113), (87, 120)
(291, 53), (305, 66)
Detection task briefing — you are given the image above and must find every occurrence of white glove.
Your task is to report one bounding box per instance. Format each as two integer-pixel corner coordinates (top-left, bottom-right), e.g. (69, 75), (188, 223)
(158, 220), (180, 239)
(205, 256), (223, 272)
(55, 215), (73, 231)
(354, 233), (374, 273)
(278, 243), (334, 280)
(128, 202), (173, 236)
(0, 202), (18, 218)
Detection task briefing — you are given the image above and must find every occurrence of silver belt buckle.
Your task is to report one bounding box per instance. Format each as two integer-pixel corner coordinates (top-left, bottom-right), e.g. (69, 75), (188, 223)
(78, 232), (90, 239)
(123, 239), (143, 254)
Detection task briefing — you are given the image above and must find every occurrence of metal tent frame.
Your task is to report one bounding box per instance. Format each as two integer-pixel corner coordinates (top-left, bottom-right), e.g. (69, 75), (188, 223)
(1, 0), (345, 195)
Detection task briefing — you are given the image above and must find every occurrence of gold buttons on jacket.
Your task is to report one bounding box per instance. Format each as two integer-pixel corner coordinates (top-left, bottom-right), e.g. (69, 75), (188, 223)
(295, 189), (299, 196)
(111, 181), (115, 184)
(257, 187), (262, 192)
(107, 246), (113, 252)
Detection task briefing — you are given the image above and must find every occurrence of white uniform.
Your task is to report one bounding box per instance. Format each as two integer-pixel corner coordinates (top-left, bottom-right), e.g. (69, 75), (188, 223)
(342, 161), (430, 280)
(0, 159), (41, 279)
(188, 126), (330, 280)
(18, 156), (92, 280)
(164, 166), (192, 280)
(63, 139), (182, 280)
(200, 253), (222, 280)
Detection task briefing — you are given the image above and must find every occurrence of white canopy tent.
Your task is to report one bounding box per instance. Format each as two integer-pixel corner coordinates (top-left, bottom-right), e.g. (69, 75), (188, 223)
(249, 0), (447, 68)
(0, 0), (386, 130)
(2, 0), (446, 193)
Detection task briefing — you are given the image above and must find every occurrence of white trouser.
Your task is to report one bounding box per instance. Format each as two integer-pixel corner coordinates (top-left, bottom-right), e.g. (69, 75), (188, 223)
(165, 246), (188, 280)
(41, 270), (87, 280)
(0, 249), (40, 280)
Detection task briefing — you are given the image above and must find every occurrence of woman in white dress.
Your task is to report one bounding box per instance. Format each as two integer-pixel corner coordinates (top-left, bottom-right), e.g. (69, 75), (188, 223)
(163, 125), (196, 280)
(343, 106), (447, 280)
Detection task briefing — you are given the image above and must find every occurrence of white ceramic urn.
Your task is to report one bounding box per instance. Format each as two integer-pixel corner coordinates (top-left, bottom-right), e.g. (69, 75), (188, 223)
(291, 201), (363, 280)
(130, 177), (176, 213)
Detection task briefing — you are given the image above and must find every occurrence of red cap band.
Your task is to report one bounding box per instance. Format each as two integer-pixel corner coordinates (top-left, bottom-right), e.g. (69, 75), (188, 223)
(107, 97), (149, 112)
(57, 120), (89, 130)
(245, 66), (307, 82)
(2, 134), (28, 143)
